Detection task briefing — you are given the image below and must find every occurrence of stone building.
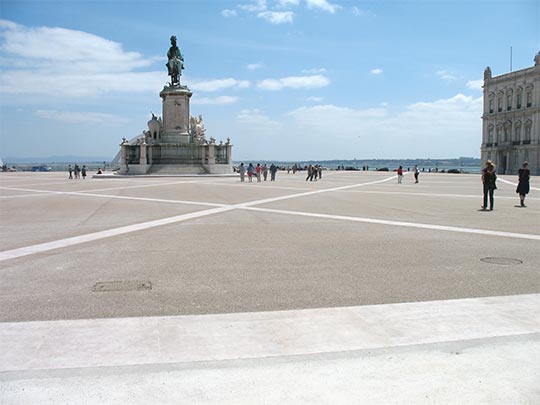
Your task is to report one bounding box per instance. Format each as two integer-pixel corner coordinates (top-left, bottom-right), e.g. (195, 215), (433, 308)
(481, 52), (540, 175)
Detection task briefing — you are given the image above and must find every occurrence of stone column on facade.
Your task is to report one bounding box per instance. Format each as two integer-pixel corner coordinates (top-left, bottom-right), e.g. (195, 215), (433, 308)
(208, 142), (216, 166)
(140, 139), (147, 165)
(226, 137), (232, 164)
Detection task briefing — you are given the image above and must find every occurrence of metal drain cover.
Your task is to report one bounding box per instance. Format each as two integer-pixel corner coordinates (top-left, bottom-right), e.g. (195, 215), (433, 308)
(92, 281), (152, 292)
(480, 257), (523, 265)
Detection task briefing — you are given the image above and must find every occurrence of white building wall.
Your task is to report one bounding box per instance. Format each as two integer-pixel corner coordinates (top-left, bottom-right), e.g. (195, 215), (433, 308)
(481, 53), (540, 175)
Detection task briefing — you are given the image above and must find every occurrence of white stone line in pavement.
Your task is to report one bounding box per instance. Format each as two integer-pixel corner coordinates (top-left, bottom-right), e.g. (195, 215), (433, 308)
(2, 173), (538, 262)
(0, 206), (233, 262)
(343, 189), (540, 200)
(243, 206), (540, 240)
(498, 177), (540, 191)
(0, 193), (54, 199)
(0, 176), (397, 262)
(0, 179), (198, 196)
(1, 294), (538, 372)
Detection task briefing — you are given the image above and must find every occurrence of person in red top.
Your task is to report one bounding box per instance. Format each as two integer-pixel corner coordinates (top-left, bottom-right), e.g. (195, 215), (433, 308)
(397, 166), (403, 184)
(256, 163), (262, 182)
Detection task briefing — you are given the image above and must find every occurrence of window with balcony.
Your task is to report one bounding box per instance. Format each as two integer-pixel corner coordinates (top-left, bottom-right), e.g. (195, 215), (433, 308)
(517, 92), (522, 109)
(506, 93), (512, 111)
(513, 125), (521, 145)
(497, 98), (503, 112)
(526, 91), (532, 108)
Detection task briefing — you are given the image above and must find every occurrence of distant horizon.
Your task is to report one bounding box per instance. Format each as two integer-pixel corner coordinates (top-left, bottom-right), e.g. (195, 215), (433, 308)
(2, 155), (481, 165)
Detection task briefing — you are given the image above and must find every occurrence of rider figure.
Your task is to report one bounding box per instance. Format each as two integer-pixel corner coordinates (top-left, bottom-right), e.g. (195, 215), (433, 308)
(166, 35), (184, 85)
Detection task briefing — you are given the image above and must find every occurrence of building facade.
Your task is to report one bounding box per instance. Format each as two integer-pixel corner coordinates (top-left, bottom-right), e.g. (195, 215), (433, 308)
(481, 52), (540, 175)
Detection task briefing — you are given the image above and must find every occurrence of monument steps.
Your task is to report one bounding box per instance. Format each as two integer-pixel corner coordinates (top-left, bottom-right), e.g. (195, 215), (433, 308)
(148, 164), (208, 174)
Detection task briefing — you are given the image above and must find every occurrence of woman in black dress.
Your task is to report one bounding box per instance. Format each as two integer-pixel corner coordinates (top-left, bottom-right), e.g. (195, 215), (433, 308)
(516, 162), (530, 207)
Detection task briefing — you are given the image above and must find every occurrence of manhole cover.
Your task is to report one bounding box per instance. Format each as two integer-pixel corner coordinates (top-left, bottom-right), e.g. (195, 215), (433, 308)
(92, 281), (152, 292)
(480, 257), (523, 265)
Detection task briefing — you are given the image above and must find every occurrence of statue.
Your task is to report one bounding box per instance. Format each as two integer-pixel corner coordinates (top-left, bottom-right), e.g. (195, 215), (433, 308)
(166, 35), (184, 86)
(484, 66), (492, 80)
(190, 114), (207, 144)
(535, 51), (540, 66)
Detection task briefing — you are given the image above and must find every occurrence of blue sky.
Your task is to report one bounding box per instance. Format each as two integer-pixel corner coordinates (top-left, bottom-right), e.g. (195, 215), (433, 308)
(1, 0), (538, 161)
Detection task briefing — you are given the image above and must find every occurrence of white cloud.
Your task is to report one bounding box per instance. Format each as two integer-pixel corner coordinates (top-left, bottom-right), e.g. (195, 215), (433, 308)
(236, 109), (282, 131)
(221, 9), (238, 17)
(466, 79), (483, 90)
(283, 94), (482, 158)
(302, 67), (326, 74)
(0, 21), (164, 97)
(34, 109), (129, 125)
(247, 63), (264, 70)
(305, 0), (341, 13)
(352, 6), (366, 16)
(257, 74), (329, 90)
(307, 96), (323, 102)
(190, 78), (251, 92)
(370, 68), (383, 75)
(239, 0), (267, 12)
(192, 96), (239, 105)
(436, 70), (458, 81)
(275, 0), (300, 7)
(258, 11), (294, 24)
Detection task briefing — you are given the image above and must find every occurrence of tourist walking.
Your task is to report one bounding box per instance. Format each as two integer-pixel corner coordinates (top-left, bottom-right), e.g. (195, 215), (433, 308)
(481, 161), (497, 210)
(81, 165), (87, 179)
(516, 161), (530, 207)
(74, 164), (80, 179)
(397, 166), (403, 184)
(68, 165), (73, 179)
(247, 163), (254, 182)
(256, 163), (262, 182)
(317, 165), (322, 179)
(413, 165), (419, 183)
(238, 163), (246, 182)
(262, 164), (268, 181)
(270, 163), (277, 181)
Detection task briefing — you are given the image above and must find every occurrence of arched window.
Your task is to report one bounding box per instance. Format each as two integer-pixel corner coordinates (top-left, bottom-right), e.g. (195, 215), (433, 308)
(524, 120), (532, 143)
(506, 90), (513, 111)
(526, 85), (533, 108)
(516, 87), (523, 109)
(513, 121), (521, 144)
(488, 92), (495, 113)
(488, 125), (494, 144)
(503, 120), (511, 142)
(497, 91), (504, 112)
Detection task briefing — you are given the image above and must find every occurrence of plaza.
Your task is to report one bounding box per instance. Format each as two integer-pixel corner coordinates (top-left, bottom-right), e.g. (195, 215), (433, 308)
(0, 170), (539, 403)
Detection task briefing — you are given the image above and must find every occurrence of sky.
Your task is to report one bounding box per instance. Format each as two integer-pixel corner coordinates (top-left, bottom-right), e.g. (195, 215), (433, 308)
(0, 0), (538, 161)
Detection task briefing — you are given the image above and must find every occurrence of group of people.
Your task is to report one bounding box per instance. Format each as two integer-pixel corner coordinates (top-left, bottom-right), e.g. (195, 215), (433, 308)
(68, 164), (87, 180)
(238, 163), (278, 182)
(397, 165), (420, 184)
(306, 164), (323, 181)
(481, 160), (530, 210)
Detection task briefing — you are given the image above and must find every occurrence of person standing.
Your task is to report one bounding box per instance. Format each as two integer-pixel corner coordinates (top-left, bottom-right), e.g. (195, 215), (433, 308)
(413, 165), (419, 183)
(262, 164), (268, 181)
(256, 163), (262, 182)
(81, 165), (87, 179)
(397, 166), (403, 184)
(270, 163), (277, 181)
(68, 165), (73, 179)
(247, 163), (254, 182)
(238, 163), (246, 182)
(481, 161), (497, 210)
(516, 161), (530, 207)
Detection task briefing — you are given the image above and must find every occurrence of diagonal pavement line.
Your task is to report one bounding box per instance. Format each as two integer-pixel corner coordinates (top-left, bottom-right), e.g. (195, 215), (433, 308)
(341, 189), (540, 200)
(241, 206), (540, 240)
(0, 179), (199, 196)
(0, 206), (234, 262)
(0, 176), (397, 262)
(498, 177), (540, 191)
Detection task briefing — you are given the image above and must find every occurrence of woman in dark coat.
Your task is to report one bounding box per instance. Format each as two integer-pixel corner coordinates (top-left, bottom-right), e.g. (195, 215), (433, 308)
(516, 162), (530, 207)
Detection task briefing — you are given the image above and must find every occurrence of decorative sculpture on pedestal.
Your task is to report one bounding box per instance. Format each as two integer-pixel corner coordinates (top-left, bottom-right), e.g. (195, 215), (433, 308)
(112, 35), (233, 175)
(166, 35), (184, 86)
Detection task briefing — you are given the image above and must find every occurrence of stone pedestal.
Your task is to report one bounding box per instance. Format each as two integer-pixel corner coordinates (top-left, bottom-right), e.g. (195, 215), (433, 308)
(159, 85), (192, 144)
